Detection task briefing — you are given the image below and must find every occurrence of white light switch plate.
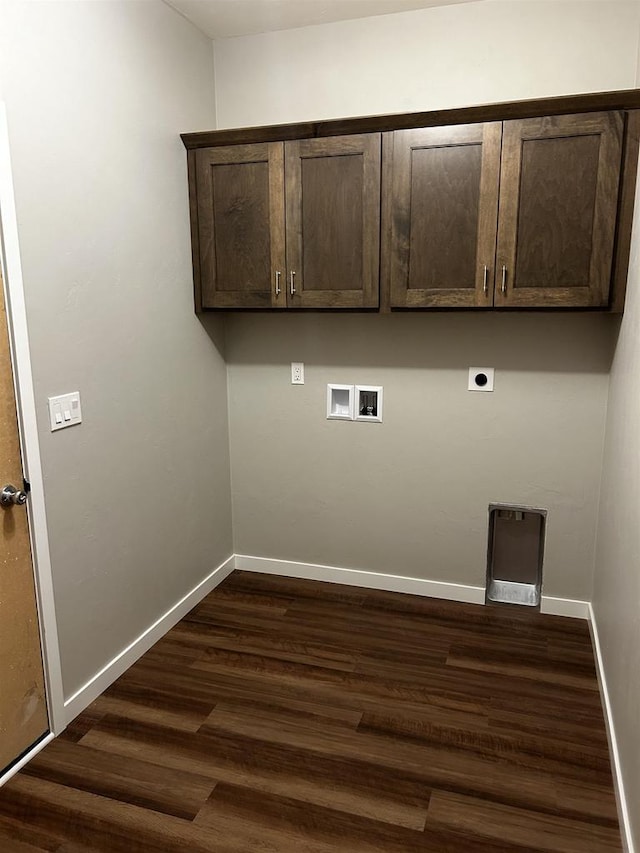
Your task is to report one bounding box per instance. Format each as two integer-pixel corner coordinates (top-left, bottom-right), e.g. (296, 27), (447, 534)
(48, 392), (82, 431)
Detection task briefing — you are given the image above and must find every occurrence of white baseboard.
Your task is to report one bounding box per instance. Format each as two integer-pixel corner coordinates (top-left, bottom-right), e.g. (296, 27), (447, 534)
(588, 604), (635, 853)
(236, 556), (591, 621)
(63, 555), (235, 724)
(540, 595), (590, 619)
(235, 555), (486, 604)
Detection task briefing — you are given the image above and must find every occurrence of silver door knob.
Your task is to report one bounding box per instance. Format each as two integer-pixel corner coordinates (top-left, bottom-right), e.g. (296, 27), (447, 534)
(1, 484), (28, 507)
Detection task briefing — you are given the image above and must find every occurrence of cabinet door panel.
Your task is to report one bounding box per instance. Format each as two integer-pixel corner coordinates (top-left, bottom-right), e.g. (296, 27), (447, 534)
(300, 155), (363, 292)
(496, 112), (623, 307)
(196, 143), (286, 308)
(388, 123), (501, 308)
(285, 135), (380, 308)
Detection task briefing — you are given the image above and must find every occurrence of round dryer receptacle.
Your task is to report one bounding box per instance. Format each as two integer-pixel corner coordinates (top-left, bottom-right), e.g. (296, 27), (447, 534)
(468, 367), (494, 392)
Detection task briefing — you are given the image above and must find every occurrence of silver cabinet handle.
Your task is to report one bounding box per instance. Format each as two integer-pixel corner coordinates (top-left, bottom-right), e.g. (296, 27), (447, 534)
(1, 484), (27, 508)
(483, 265), (488, 295)
(501, 265), (507, 294)
(290, 270), (296, 296)
(275, 270), (281, 296)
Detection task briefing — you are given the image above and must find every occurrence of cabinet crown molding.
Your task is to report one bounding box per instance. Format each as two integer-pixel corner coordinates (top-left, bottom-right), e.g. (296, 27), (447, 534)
(181, 88), (640, 150)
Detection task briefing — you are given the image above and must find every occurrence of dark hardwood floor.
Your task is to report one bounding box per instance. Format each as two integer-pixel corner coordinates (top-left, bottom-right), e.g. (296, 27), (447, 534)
(0, 571), (621, 851)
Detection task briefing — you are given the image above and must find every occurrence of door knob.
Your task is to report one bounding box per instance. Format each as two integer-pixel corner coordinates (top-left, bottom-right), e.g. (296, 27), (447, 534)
(1, 484), (28, 507)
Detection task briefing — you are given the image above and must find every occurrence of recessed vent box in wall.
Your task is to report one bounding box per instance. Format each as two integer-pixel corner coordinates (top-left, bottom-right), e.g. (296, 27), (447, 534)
(486, 505), (546, 609)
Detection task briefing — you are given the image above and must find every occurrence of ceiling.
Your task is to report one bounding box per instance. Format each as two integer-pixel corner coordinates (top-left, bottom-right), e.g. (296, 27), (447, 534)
(164, 0), (475, 40)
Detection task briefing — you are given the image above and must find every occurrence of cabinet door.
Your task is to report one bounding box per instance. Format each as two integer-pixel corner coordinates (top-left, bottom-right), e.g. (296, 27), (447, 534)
(284, 135), (381, 308)
(496, 112), (623, 308)
(196, 143), (286, 309)
(388, 123), (502, 308)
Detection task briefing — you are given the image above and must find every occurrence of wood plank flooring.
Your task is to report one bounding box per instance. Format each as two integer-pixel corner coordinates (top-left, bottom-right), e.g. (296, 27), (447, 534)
(0, 571), (621, 851)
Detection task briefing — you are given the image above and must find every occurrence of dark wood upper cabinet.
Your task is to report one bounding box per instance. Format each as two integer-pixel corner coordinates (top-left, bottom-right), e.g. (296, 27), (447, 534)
(384, 111), (625, 309)
(285, 135), (380, 308)
(195, 143), (285, 309)
(184, 93), (640, 314)
(193, 135), (380, 310)
(495, 112), (624, 308)
(387, 123), (501, 308)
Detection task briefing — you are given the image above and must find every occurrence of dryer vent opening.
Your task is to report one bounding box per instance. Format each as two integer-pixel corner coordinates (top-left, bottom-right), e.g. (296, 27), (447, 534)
(486, 505), (546, 609)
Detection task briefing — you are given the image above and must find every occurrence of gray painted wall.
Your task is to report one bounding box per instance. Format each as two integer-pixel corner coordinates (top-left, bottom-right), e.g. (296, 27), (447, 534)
(214, 0), (640, 127)
(227, 313), (614, 600)
(0, 1), (232, 699)
(217, 0), (635, 601)
(593, 164), (640, 851)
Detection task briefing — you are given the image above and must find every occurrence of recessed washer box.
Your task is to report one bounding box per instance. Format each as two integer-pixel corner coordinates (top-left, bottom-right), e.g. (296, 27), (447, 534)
(468, 368), (495, 392)
(327, 384), (354, 420)
(355, 385), (383, 422)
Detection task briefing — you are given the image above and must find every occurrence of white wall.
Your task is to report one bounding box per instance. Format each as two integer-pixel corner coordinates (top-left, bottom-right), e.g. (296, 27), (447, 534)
(214, 0), (640, 127)
(0, 1), (233, 700)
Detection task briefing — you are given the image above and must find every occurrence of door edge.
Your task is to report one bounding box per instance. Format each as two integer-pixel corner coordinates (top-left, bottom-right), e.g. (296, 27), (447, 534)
(0, 102), (65, 737)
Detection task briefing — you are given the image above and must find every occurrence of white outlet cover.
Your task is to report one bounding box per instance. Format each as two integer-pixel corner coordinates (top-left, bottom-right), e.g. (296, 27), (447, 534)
(468, 368), (495, 392)
(291, 362), (304, 384)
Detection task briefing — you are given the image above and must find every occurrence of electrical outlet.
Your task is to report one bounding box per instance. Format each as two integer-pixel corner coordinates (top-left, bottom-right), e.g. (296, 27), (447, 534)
(291, 362), (304, 384)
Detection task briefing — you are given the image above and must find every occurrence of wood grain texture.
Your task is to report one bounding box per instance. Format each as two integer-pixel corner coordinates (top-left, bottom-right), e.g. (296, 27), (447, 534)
(515, 134), (600, 287)
(211, 161), (272, 292)
(495, 112), (623, 308)
(186, 149), (203, 313)
(186, 102), (637, 315)
(610, 109), (640, 313)
(388, 123), (501, 308)
(0, 572), (621, 851)
(0, 269), (48, 774)
(410, 144), (483, 289)
(285, 134), (381, 309)
(379, 132), (394, 313)
(195, 142), (286, 308)
(300, 154), (363, 292)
